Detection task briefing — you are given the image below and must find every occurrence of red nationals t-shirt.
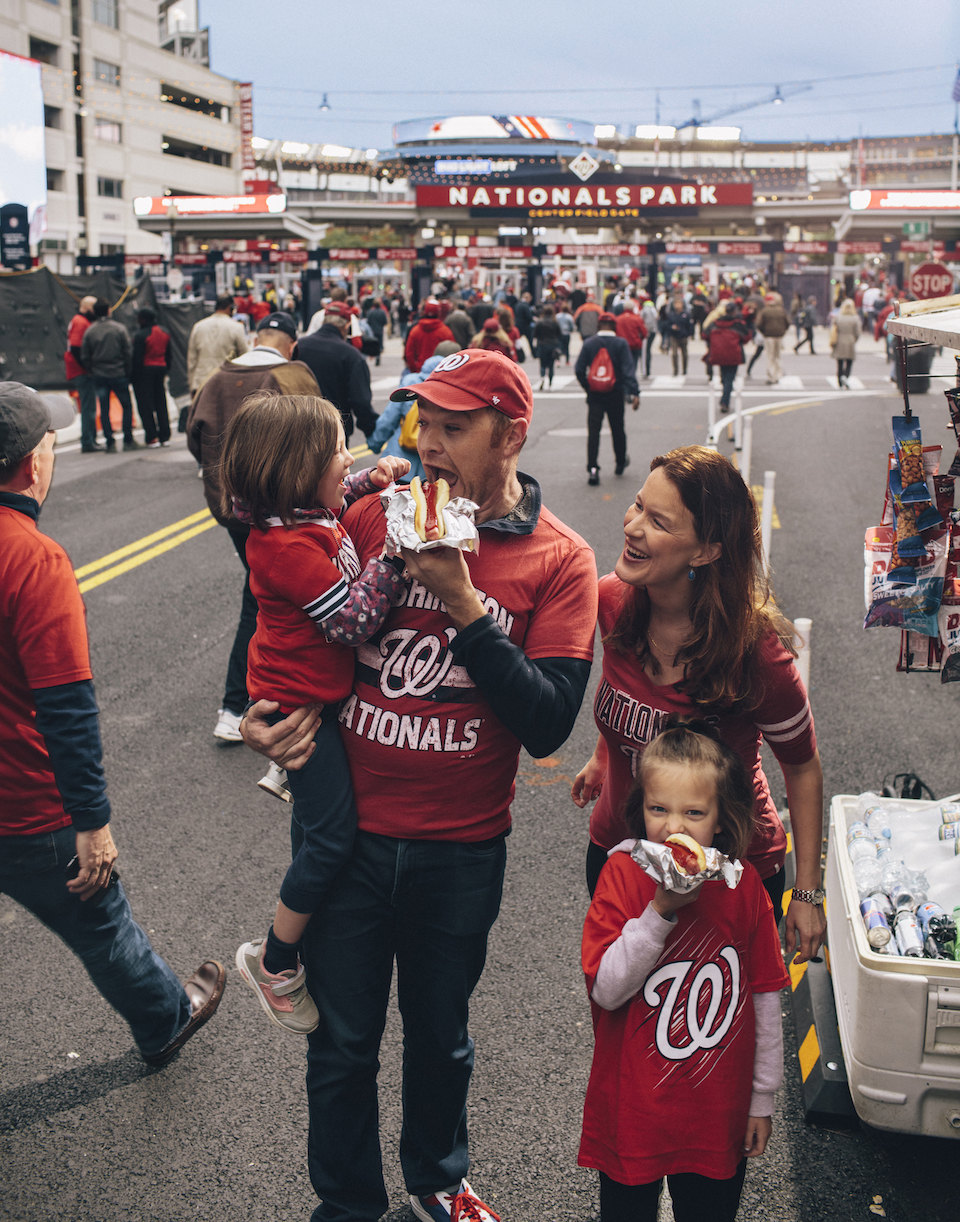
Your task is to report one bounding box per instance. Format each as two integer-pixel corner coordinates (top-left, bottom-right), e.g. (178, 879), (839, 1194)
(246, 518), (363, 711)
(64, 313), (91, 380)
(339, 493), (597, 842)
(588, 573), (816, 879)
(579, 852), (790, 1183)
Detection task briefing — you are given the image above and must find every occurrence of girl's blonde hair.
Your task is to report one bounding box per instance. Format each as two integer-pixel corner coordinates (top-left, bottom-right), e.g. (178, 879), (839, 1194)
(623, 716), (756, 860)
(839, 298), (857, 316)
(219, 392), (342, 530)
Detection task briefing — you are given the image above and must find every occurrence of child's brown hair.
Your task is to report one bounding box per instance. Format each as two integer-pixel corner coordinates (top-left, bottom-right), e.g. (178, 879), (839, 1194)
(623, 716), (756, 859)
(218, 392), (342, 530)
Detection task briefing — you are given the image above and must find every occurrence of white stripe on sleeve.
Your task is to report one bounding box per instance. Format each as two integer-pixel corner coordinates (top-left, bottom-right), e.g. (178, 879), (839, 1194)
(303, 578), (349, 624)
(756, 700), (811, 744)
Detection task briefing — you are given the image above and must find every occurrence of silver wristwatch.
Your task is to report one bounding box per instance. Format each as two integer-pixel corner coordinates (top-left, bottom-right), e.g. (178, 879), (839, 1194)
(792, 887), (825, 907)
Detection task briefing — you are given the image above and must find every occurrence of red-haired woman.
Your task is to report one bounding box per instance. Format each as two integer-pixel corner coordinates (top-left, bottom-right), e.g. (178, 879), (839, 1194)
(571, 446), (825, 964)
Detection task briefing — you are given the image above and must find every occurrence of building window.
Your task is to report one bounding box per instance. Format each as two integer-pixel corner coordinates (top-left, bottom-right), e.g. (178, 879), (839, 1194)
(77, 173), (86, 217)
(94, 119), (122, 143)
(44, 105), (62, 129)
(97, 177), (123, 199)
(46, 168), (65, 192)
(93, 59), (121, 88)
(92, 0), (118, 27)
(29, 37), (59, 66)
(39, 238), (68, 251)
(160, 84), (230, 121)
(162, 136), (231, 167)
(100, 243), (125, 255)
(75, 112), (84, 157)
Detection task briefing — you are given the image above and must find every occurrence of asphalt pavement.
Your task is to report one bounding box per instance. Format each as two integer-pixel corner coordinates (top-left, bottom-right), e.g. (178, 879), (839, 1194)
(1, 327), (957, 1222)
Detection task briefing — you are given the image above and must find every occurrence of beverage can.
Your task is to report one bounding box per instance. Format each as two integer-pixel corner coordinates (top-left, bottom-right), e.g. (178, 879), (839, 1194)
(940, 804), (960, 824)
(894, 911), (924, 957)
(938, 823), (960, 841)
(868, 891), (895, 918)
(860, 898), (892, 947)
(889, 883), (916, 912)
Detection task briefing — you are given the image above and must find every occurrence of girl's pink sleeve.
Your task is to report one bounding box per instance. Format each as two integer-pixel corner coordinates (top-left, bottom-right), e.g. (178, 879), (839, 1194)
(591, 904), (676, 1011)
(749, 991), (784, 1116)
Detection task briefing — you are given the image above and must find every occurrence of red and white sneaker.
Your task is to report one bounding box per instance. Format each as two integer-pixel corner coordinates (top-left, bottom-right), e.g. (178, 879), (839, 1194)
(410, 1180), (500, 1222)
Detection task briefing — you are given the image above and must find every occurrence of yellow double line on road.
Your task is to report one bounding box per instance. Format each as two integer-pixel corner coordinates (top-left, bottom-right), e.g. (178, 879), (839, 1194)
(75, 441), (373, 593)
(75, 509), (217, 593)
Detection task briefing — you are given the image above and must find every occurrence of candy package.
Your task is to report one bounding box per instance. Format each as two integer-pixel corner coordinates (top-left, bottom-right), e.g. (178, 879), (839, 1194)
(864, 524), (948, 632)
(893, 415), (929, 502)
(630, 838), (743, 893)
(938, 526), (960, 683)
(897, 630), (944, 672)
(380, 482), (479, 555)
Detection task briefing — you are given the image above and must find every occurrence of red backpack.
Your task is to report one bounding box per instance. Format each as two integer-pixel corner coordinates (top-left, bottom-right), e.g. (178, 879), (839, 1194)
(587, 344), (618, 392)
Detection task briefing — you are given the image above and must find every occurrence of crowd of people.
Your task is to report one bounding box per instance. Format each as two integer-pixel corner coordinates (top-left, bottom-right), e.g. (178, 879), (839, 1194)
(2, 250), (839, 1221)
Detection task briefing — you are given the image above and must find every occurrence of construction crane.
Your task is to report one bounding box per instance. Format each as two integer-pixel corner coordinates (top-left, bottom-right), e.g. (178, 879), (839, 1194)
(674, 83), (813, 130)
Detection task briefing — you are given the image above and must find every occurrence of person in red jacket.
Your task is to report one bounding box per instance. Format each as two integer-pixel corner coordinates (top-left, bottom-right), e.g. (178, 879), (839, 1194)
(403, 299), (454, 373)
(131, 308), (171, 447)
(703, 303), (751, 412)
(615, 301), (648, 376)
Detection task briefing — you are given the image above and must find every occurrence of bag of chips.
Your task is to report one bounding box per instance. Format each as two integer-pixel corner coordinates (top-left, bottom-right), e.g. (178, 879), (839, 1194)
(864, 524), (948, 633)
(945, 389), (960, 478)
(881, 444), (942, 525)
(893, 415), (930, 502)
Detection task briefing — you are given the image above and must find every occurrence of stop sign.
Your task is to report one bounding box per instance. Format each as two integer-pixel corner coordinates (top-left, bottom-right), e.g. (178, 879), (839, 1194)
(908, 262), (954, 300)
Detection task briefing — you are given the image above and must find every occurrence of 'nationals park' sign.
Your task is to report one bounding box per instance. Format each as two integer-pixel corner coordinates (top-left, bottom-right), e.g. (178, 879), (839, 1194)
(416, 182), (752, 210)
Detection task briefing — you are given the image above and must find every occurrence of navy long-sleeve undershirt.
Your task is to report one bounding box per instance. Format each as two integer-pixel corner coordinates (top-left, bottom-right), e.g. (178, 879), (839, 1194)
(31, 679), (111, 832)
(449, 614), (591, 759)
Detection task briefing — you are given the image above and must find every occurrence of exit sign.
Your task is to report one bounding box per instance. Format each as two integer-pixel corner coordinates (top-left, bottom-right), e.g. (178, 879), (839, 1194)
(902, 221), (931, 237)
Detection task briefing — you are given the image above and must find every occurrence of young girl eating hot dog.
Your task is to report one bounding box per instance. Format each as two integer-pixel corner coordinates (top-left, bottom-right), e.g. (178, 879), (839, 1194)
(579, 717), (790, 1222)
(219, 393), (410, 1034)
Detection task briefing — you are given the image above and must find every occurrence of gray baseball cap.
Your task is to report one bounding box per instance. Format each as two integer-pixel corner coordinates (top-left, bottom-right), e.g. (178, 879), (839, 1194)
(0, 382), (76, 465)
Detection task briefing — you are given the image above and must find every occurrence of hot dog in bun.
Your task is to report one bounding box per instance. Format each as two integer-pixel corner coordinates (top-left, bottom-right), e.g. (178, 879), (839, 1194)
(409, 477), (450, 541)
(665, 833), (707, 876)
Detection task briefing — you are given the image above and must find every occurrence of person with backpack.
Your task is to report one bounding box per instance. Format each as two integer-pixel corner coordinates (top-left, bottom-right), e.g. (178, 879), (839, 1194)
(575, 313), (640, 486)
(793, 297), (819, 354)
(703, 303), (751, 413)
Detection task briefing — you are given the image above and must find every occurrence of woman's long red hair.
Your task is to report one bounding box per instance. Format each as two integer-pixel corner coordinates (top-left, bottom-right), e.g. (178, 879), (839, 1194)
(604, 446), (795, 711)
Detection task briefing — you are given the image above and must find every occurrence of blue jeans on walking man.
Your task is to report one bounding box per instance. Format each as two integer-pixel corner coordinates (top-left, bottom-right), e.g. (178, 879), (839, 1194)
(69, 373), (99, 449)
(300, 829), (507, 1221)
(0, 825), (191, 1058)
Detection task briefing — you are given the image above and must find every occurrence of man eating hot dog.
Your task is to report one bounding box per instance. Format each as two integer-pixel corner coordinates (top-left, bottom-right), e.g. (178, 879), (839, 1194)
(242, 348), (598, 1222)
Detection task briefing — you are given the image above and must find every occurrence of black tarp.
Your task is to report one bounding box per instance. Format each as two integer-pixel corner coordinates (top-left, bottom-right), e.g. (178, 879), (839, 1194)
(0, 266), (207, 397)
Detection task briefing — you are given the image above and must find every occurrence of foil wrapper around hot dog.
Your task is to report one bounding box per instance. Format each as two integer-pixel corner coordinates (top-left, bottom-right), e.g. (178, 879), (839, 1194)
(380, 483), (480, 555)
(630, 838), (744, 892)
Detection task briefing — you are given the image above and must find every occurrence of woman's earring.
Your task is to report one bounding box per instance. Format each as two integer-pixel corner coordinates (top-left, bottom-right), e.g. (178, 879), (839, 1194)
(688, 567), (696, 581)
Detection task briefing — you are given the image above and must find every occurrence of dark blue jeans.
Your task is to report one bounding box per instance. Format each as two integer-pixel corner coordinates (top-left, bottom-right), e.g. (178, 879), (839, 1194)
(223, 522), (258, 716)
(69, 373), (98, 448)
(281, 707), (356, 914)
(301, 830), (507, 1222)
(719, 364), (738, 408)
(0, 825), (190, 1058)
(93, 376), (135, 444)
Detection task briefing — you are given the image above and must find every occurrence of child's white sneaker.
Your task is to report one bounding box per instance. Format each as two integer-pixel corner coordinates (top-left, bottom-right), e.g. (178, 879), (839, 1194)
(258, 761), (293, 803)
(235, 938), (319, 1034)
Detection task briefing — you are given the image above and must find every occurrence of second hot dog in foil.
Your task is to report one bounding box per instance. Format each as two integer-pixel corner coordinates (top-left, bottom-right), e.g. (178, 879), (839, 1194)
(630, 838), (743, 892)
(381, 483), (480, 555)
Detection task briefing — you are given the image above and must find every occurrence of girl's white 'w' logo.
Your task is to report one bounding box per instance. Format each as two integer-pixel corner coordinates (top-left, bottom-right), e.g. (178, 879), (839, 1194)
(642, 947), (741, 1062)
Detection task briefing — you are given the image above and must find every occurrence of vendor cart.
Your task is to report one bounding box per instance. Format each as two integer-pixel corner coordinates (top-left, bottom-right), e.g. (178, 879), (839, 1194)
(786, 295), (960, 1137)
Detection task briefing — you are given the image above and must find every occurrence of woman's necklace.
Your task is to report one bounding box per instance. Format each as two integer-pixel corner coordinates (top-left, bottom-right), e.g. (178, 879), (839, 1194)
(646, 632), (689, 658)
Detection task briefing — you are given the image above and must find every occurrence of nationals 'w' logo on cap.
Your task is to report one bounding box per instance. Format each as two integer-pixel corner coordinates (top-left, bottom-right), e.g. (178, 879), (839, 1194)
(433, 352), (471, 372)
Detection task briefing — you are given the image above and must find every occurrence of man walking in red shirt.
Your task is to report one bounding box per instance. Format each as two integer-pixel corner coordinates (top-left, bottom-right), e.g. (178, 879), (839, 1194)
(64, 295), (101, 452)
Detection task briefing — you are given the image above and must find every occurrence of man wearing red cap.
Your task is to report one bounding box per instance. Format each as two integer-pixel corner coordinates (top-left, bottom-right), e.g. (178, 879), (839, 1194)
(404, 299), (455, 373)
(242, 349), (598, 1222)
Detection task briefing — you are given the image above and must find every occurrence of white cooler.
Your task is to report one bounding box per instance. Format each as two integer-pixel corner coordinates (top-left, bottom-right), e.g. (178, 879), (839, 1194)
(825, 795), (960, 1138)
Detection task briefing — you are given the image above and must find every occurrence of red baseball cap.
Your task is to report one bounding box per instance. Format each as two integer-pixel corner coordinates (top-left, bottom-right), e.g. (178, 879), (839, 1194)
(598, 312), (618, 328)
(390, 348), (533, 424)
(422, 299), (441, 317)
(324, 301), (350, 318)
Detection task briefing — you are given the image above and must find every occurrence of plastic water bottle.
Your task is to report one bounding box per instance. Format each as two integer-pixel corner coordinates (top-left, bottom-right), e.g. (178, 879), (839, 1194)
(846, 822), (877, 863)
(881, 856), (910, 895)
(853, 856), (883, 898)
(864, 807), (892, 841)
(856, 791), (882, 817)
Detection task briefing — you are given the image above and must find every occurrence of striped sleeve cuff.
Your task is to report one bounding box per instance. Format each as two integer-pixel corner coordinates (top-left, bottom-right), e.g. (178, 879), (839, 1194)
(756, 699), (812, 745)
(303, 577), (349, 624)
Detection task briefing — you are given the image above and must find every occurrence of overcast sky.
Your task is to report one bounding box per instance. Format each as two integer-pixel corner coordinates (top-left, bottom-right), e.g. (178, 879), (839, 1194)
(200, 0), (960, 150)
